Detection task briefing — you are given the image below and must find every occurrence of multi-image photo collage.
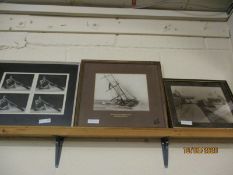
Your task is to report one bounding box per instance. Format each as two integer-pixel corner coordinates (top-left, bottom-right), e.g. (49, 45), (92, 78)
(0, 72), (69, 115)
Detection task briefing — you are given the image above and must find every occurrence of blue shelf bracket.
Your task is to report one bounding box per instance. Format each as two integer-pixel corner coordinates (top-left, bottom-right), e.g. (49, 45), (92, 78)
(161, 137), (169, 168)
(55, 136), (64, 168)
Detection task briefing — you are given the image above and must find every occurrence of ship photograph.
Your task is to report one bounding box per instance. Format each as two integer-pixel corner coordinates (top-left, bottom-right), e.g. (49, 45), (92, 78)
(94, 73), (150, 111)
(171, 86), (233, 123)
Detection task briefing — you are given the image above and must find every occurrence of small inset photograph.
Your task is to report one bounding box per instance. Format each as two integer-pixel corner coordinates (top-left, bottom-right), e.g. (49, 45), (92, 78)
(94, 73), (149, 111)
(1, 73), (34, 91)
(30, 94), (64, 114)
(0, 93), (29, 113)
(36, 74), (68, 92)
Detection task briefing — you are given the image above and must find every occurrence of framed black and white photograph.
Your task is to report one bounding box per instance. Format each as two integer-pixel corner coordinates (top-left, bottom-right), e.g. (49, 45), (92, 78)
(36, 74), (68, 92)
(94, 73), (149, 111)
(0, 73), (34, 91)
(0, 93), (29, 113)
(0, 62), (79, 126)
(31, 94), (65, 114)
(76, 60), (168, 128)
(164, 79), (233, 128)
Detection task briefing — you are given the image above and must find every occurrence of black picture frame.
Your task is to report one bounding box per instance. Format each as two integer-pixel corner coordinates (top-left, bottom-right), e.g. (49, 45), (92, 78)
(0, 62), (79, 126)
(75, 60), (168, 128)
(164, 79), (233, 128)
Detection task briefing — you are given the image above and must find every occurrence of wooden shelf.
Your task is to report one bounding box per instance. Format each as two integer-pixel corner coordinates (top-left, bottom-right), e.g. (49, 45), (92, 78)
(1, 126), (232, 168)
(0, 126), (233, 139)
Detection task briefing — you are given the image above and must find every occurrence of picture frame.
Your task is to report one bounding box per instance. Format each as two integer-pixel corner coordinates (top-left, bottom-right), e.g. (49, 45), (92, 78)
(164, 79), (233, 128)
(0, 61), (79, 126)
(75, 60), (168, 128)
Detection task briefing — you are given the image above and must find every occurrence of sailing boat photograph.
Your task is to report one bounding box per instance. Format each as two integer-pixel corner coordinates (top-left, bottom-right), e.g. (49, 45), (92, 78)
(30, 94), (64, 114)
(94, 73), (150, 111)
(0, 93), (29, 113)
(0, 73), (34, 91)
(36, 74), (68, 92)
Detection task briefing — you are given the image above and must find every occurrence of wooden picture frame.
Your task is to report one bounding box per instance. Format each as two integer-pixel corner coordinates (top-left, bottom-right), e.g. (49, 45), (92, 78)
(164, 79), (233, 128)
(0, 62), (79, 126)
(75, 60), (168, 128)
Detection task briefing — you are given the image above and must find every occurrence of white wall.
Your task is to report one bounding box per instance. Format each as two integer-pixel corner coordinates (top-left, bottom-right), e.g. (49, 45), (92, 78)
(0, 8), (233, 175)
(228, 13), (233, 52)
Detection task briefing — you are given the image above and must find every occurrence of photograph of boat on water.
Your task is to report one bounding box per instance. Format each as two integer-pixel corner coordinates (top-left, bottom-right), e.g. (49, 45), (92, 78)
(36, 74), (68, 92)
(94, 73), (149, 111)
(30, 94), (64, 114)
(164, 79), (233, 128)
(0, 93), (29, 114)
(0, 62), (79, 126)
(76, 60), (168, 128)
(0, 73), (34, 91)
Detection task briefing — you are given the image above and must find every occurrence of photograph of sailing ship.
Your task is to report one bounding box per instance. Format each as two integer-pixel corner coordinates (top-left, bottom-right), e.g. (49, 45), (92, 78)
(0, 73), (34, 91)
(171, 86), (233, 123)
(30, 94), (64, 114)
(36, 74), (68, 92)
(0, 93), (29, 113)
(94, 73), (149, 111)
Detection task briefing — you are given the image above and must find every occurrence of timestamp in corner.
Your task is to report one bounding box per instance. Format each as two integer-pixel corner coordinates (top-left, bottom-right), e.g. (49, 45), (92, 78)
(183, 147), (219, 154)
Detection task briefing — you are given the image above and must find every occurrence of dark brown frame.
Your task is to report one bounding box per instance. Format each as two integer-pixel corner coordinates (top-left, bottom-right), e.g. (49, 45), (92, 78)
(164, 79), (233, 128)
(75, 60), (168, 128)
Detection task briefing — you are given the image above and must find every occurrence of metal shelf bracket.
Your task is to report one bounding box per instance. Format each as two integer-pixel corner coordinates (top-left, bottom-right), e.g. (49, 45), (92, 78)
(55, 136), (64, 168)
(161, 137), (169, 168)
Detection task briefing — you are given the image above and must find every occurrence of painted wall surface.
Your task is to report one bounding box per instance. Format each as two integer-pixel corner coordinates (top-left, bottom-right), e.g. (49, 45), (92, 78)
(0, 9), (233, 175)
(228, 13), (233, 52)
